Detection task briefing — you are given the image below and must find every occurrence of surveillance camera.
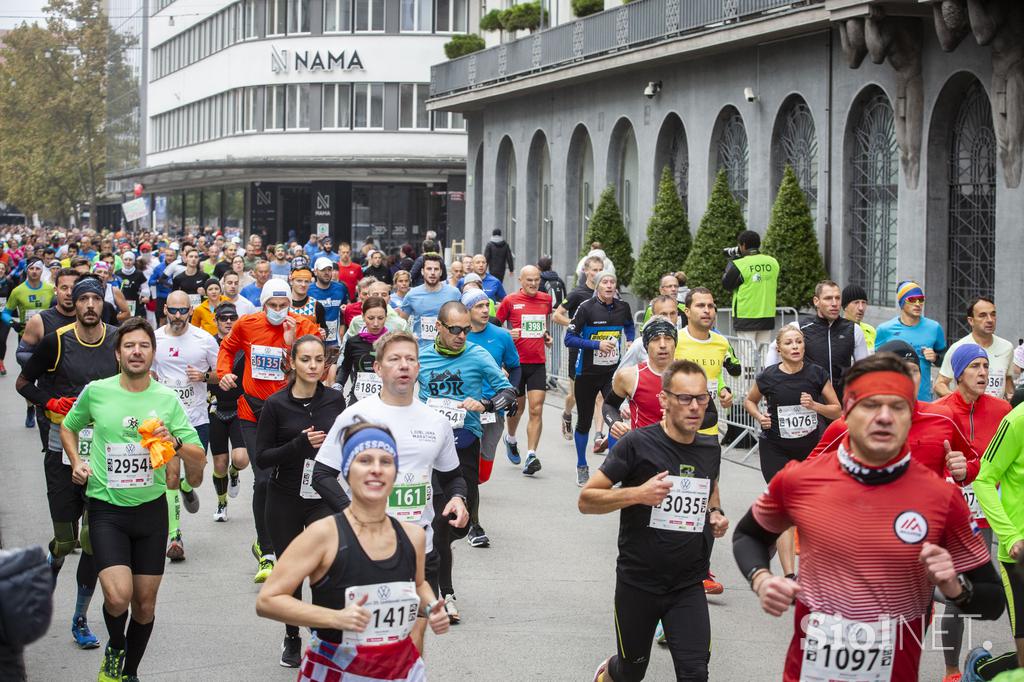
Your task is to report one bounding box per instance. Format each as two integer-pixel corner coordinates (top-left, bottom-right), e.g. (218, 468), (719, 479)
(744, 87), (757, 103)
(643, 81), (662, 99)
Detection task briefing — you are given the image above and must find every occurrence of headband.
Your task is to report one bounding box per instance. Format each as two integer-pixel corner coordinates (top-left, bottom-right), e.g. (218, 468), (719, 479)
(290, 268), (313, 280)
(461, 289), (489, 310)
(843, 371), (916, 416)
(643, 317), (677, 347)
(951, 343), (988, 382)
(72, 277), (105, 303)
(341, 427), (398, 479)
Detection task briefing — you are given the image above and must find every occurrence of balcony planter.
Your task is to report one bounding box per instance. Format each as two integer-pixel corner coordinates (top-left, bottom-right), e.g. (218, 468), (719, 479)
(571, 0), (603, 18)
(444, 34), (486, 58)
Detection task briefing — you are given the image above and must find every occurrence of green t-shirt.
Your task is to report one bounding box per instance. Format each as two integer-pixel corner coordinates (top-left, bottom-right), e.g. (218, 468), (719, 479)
(975, 402), (1024, 563)
(8, 281), (54, 331)
(63, 374), (202, 507)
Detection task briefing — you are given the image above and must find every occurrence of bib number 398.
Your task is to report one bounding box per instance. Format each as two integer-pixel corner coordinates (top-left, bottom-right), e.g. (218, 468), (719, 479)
(649, 476), (710, 533)
(801, 612), (894, 682)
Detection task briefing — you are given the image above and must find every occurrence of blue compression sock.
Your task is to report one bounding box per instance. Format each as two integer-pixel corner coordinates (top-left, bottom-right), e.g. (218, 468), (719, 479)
(607, 434), (618, 451)
(74, 585), (94, 620)
(573, 431), (589, 468)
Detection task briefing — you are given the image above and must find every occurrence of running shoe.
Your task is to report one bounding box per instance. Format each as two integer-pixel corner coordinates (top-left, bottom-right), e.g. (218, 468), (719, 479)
(703, 572), (724, 595)
(280, 635), (301, 668)
(213, 502), (227, 522)
(522, 454), (542, 476)
(576, 466), (590, 488)
(121, 676), (141, 682)
(443, 594), (460, 625)
(592, 433), (608, 454)
(592, 657), (611, 682)
(654, 620), (667, 646)
(254, 556), (274, 584)
(228, 468), (240, 498)
(251, 540), (263, 562)
(25, 407), (34, 429)
(0, 359), (7, 376)
(97, 644), (124, 682)
(180, 487), (200, 513)
(504, 437), (521, 465)
(942, 674), (962, 682)
(166, 533), (185, 562)
(71, 616), (100, 649)
(963, 646), (992, 682)
(561, 412), (573, 440)
(466, 524), (490, 548)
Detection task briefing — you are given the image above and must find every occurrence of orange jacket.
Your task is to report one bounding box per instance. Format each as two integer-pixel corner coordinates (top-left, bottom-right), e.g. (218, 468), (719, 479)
(216, 311), (320, 422)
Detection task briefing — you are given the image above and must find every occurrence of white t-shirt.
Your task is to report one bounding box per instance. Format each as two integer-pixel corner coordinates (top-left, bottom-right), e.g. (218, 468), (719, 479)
(152, 325), (220, 426)
(316, 395), (460, 553)
(224, 294), (257, 316)
(940, 333), (1014, 398)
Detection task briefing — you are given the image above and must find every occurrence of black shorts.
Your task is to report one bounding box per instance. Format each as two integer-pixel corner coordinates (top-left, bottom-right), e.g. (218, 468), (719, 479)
(44, 449), (86, 523)
(88, 495), (168, 575)
(758, 437), (814, 485)
(209, 413), (243, 456)
(517, 363), (548, 396)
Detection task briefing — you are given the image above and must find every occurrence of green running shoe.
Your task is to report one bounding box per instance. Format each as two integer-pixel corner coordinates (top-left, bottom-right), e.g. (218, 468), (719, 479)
(254, 556), (274, 584)
(97, 645), (124, 682)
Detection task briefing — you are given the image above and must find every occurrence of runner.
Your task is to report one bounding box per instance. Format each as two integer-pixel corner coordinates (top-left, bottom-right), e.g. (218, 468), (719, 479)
(251, 334), (346, 667)
(733, 353), (1004, 682)
(208, 303), (250, 522)
(151, 290), (220, 562)
(621, 295), (682, 369)
(935, 296), (1014, 401)
(0, 261), (13, 376)
(336, 242), (363, 301)
(287, 258), (327, 337)
(341, 276), (377, 330)
(9, 257), (55, 428)
(255, 422), (450, 681)
(219, 270), (257, 317)
(312, 330), (470, 637)
(189, 278), (222, 336)
(335, 296), (390, 404)
(344, 279), (408, 337)
(564, 270), (634, 486)
(553, 255), (604, 443)
(741, 325), (840, 578)
(841, 284), (876, 352)
(496, 265), (552, 474)
(875, 280), (947, 401)
(390, 270), (411, 309)
(602, 316), (677, 438)
(170, 248), (207, 309)
(457, 254), (506, 302)
(641, 275), (686, 326)
(674, 287), (735, 439)
(240, 261), (273, 308)
(15, 275), (118, 650)
(216, 279), (320, 583)
(113, 251), (148, 318)
(581, 359), (729, 682)
(397, 253), (461, 346)
(308, 256), (348, 346)
(60, 317), (206, 682)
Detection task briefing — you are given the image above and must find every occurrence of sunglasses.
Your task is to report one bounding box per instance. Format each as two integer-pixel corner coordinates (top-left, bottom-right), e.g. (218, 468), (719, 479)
(166, 307), (191, 315)
(440, 321), (471, 336)
(216, 314), (239, 321)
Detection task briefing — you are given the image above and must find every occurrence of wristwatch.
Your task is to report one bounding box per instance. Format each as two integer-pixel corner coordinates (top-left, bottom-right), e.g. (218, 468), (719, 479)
(708, 506), (724, 516)
(950, 574), (973, 608)
(172, 436), (183, 451)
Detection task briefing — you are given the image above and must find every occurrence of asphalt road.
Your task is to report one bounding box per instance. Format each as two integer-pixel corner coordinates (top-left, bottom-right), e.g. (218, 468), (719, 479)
(0, 387), (1014, 681)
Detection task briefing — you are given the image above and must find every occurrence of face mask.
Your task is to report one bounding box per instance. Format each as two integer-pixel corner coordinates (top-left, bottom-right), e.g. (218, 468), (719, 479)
(121, 265), (135, 275)
(266, 308), (287, 326)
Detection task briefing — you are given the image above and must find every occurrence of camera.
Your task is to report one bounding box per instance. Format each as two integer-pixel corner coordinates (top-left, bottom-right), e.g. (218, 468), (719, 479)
(643, 81), (662, 99)
(723, 246), (742, 259)
(744, 87), (757, 103)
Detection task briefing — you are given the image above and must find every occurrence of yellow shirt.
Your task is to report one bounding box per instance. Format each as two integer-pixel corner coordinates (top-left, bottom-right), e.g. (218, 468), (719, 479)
(190, 297), (225, 337)
(675, 327), (732, 435)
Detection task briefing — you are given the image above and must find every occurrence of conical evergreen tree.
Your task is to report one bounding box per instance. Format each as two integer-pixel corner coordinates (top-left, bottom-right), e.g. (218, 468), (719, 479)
(582, 185), (635, 287)
(633, 166), (692, 300)
(762, 165), (827, 309)
(682, 169), (746, 306)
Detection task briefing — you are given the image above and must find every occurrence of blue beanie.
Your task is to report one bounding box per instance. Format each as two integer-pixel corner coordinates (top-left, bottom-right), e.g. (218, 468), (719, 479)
(896, 281), (925, 309)
(461, 288), (489, 310)
(340, 427), (398, 479)
(950, 343), (988, 382)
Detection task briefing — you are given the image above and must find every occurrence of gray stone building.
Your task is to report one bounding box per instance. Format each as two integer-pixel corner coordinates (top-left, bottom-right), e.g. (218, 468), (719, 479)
(429, 0), (1024, 341)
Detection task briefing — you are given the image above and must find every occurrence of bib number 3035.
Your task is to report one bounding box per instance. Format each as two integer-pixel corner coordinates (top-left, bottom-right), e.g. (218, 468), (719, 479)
(800, 612), (894, 682)
(649, 476), (710, 533)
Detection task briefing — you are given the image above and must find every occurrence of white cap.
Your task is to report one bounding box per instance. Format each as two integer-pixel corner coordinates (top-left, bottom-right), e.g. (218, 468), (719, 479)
(314, 256), (334, 271)
(169, 241), (180, 250)
(259, 278), (291, 306)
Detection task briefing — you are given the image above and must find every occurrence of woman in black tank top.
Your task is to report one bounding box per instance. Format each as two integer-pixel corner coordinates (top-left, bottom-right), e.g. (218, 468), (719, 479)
(255, 421), (450, 680)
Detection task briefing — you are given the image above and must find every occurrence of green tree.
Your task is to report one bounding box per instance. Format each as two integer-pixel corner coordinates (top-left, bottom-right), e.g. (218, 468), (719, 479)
(500, 2), (545, 32)
(633, 166), (691, 299)
(583, 185), (635, 287)
(572, 0), (603, 17)
(762, 165), (827, 309)
(683, 169), (746, 306)
(444, 34), (486, 59)
(480, 9), (504, 31)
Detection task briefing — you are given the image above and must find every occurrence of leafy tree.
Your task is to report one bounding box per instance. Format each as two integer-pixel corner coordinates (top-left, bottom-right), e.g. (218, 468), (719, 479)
(583, 185), (634, 287)
(500, 2), (545, 32)
(633, 166), (691, 299)
(444, 34), (486, 59)
(480, 9), (504, 31)
(682, 169), (746, 306)
(762, 165), (827, 309)
(572, 0), (603, 17)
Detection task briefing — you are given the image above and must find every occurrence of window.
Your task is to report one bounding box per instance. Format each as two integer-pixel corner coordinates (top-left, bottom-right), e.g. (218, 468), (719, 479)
(268, 0), (287, 35)
(400, 84), (429, 129)
(322, 84), (352, 129)
(324, 0), (352, 32)
(715, 108), (749, 218)
(435, 0), (467, 32)
(353, 83), (383, 128)
(355, 0), (384, 31)
(288, 0), (310, 33)
(286, 84), (309, 129)
(433, 111), (465, 130)
(266, 84), (286, 130)
(243, 0), (258, 38)
(401, 0), (432, 32)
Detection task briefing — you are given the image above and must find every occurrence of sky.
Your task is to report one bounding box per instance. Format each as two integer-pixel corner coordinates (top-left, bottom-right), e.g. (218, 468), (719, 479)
(0, 0), (49, 31)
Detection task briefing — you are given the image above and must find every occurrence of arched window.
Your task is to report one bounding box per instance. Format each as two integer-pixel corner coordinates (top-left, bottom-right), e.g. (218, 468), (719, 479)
(714, 107), (749, 218)
(495, 137), (517, 249)
(608, 118), (639, 238)
(654, 113), (688, 212)
(527, 131), (553, 262)
(848, 89), (898, 305)
(773, 96), (818, 225)
(566, 124), (594, 260)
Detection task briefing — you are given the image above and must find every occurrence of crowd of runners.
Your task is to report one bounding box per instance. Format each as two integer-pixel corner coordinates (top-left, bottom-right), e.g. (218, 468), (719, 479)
(4, 222), (1024, 681)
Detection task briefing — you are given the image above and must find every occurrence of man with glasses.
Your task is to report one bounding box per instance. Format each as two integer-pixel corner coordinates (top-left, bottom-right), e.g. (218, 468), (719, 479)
(641, 275), (686, 327)
(875, 280), (947, 401)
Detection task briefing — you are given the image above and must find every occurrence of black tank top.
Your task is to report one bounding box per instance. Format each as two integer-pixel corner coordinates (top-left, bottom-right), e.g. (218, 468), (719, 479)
(40, 307), (76, 336)
(50, 323), (119, 400)
(311, 512), (417, 643)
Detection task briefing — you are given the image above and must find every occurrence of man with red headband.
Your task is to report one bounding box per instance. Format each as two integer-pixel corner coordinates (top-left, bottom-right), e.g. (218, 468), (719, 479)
(733, 353), (1004, 682)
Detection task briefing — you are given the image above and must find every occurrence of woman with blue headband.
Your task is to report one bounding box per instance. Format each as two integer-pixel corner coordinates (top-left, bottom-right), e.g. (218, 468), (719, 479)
(256, 420), (450, 681)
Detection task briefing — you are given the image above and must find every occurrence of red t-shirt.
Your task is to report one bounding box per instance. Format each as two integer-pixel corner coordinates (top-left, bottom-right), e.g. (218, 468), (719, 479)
(343, 301), (362, 326)
(496, 290), (552, 365)
(629, 362), (663, 429)
(337, 262), (363, 300)
(753, 448), (990, 681)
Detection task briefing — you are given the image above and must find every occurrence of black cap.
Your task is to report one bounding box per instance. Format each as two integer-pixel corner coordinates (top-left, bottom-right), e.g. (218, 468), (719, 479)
(214, 302), (238, 318)
(492, 228), (502, 236)
(842, 284), (868, 308)
(876, 340), (917, 364)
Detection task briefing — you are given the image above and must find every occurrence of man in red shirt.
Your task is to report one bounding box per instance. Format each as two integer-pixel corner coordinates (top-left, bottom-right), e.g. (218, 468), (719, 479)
(733, 353), (1004, 682)
(496, 265), (552, 474)
(216, 279), (320, 583)
(336, 242), (363, 301)
(341, 276), (375, 327)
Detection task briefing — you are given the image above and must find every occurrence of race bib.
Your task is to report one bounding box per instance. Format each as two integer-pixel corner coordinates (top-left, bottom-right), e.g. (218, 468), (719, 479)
(947, 478), (985, 520)
(649, 476), (710, 533)
(54, 422), (91, 466)
(800, 612), (895, 682)
(342, 581), (419, 647)
(188, 294), (202, 308)
(480, 410), (496, 425)
(126, 300), (137, 316)
(777, 404), (818, 439)
(986, 373), (1005, 398)
(326, 318), (339, 342)
(708, 379), (718, 397)
(419, 316), (438, 341)
(427, 397), (466, 429)
(354, 372), (383, 401)
(250, 344), (285, 381)
(591, 331), (620, 366)
(521, 314), (545, 339)
(300, 459), (321, 499)
(24, 308), (42, 320)
(164, 378), (202, 411)
(388, 471), (431, 522)
(105, 443), (153, 489)
(0, 297), (7, 312)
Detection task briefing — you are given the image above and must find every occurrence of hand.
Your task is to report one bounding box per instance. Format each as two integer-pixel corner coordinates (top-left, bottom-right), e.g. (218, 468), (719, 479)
(46, 396), (76, 415)
(304, 427), (327, 449)
(799, 392), (814, 409)
(219, 373), (237, 391)
(709, 510), (729, 538)
(509, 327), (521, 340)
(719, 388), (734, 410)
(920, 542), (961, 598)
(282, 315), (297, 346)
(71, 459), (92, 485)
(944, 440), (967, 482)
(427, 598), (450, 635)
(185, 365), (205, 383)
(923, 347), (937, 363)
(334, 594), (371, 632)
(443, 496), (469, 528)
(610, 420), (630, 439)
(755, 575), (801, 617)
(634, 471), (673, 507)
(544, 332), (552, 347)
(151, 421), (172, 442)
(757, 411), (772, 430)
(598, 339), (617, 354)
(461, 398), (486, 413)
(1010, 540), (1024, 561)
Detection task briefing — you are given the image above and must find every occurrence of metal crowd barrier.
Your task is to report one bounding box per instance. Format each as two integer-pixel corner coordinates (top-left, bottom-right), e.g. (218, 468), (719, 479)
(719, 334), (765, 466)
(546, 324), (572, 393)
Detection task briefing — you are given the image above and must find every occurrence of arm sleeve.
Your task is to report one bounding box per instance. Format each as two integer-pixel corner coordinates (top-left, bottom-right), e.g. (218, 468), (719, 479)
(437, 463), (468, 501)
(564, 304), (600, 350)
(852, 324), (869, 361)
(311, 461), (351, 512)
(732, 507), (783, 581)
(623, 313), (636, 343)
(721, 261), (743, 292)
(16, 334), (59, 406)
(216, 322), (244, 378)
(316, 303), (328, 336)
(974, 417), (1024, 552)
(603, 387), (627, 429)
(337, 343), (355, 388)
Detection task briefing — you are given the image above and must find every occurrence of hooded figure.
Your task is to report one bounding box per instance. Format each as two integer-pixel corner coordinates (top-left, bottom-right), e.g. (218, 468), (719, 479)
(484, 229), (515, 280)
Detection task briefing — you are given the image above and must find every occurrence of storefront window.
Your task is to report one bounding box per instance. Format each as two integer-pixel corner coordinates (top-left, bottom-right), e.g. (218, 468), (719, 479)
(224, 186), (245, 239)
(202, 189), (222, 231)
(185, 190), (201, 233)
(351, 184), (445, 255)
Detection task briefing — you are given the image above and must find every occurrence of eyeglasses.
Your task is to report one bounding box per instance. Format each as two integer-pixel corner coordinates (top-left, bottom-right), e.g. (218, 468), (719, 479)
(166, 307), (190, 315)
(663, 390), (711, 406)
(440, 321), (471, 336)
(216, 314), (238, 321)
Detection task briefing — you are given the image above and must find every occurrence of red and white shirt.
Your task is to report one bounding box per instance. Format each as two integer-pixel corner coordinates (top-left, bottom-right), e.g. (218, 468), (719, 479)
(496, 290), (552, 365)
(629, 361), (663, 429)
